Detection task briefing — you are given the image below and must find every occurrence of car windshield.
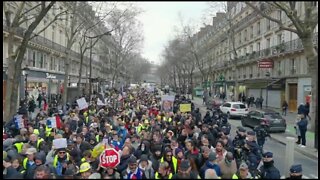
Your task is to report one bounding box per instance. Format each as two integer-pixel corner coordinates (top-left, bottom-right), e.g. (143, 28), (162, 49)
(264, 113), (282, 119)
(232, 104), (246, 109)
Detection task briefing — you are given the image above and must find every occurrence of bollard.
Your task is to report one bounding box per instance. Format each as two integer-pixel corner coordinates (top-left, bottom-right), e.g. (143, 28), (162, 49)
(284, 137), (295, 178)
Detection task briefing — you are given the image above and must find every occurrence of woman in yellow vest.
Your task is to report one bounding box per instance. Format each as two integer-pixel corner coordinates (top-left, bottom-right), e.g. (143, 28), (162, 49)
(160, 149), (178, 175)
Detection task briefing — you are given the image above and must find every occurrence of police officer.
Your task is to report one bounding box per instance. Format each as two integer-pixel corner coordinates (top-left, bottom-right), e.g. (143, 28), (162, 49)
(254, 120), (270, 151)
(286, 164), (303, 179)
(232, 127), (246, 167)
(258, 152), (281, 179)
(242, 140), (261, 178)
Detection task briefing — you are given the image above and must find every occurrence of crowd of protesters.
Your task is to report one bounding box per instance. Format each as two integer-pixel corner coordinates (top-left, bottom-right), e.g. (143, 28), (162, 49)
(3, 86), (304, 179)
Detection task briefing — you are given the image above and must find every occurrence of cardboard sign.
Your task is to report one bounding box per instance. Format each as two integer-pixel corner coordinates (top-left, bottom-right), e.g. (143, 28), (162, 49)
(161, 95), (175, 112)
(180, 103), (191, 112)
(77, 97), (88, 110)
(53, 138), (67, 149)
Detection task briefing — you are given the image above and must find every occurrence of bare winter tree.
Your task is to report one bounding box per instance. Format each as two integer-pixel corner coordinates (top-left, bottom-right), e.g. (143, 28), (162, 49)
(3, 2), (67, 122)
(106, 6), (144, 86)
(246, 1), (318, 145)
(126, 53), (151, 83)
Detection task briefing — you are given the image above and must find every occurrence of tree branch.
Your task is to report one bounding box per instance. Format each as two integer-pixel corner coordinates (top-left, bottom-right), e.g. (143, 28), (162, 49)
(245, 2), (299, 34)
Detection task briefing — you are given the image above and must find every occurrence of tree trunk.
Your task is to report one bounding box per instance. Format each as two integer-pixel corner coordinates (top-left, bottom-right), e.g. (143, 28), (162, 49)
(4, 31), (15, 123)
(190, 72), (194, 100)
(301, 36), (318, 133)
(77, 53), (84, 95)
(62, 49), (71, 107)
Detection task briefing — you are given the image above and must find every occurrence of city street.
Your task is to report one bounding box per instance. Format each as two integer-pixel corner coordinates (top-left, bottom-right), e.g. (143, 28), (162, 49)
(190, 95), (318, 179)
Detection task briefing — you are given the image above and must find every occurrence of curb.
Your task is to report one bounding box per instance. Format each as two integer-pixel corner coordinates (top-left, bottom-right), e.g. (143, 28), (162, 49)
(269, 136), (318, 160)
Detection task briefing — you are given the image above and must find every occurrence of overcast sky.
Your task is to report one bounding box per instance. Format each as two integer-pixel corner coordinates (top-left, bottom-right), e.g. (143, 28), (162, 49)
(134, 2), (218, 65)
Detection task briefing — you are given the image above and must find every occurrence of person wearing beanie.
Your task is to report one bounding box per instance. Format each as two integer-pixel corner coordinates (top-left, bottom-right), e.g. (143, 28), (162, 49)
(138, 154), (155, 179)
(149, 144), (163, 171)
(35, 151), (46, 166)
(174, 147), (184, 170)
(258, 152), (280, 179)
(200, 151), (221, 179)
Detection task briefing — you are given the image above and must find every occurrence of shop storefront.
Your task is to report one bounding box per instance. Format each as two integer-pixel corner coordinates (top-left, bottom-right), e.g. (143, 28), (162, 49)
(22, 70), (65, 100)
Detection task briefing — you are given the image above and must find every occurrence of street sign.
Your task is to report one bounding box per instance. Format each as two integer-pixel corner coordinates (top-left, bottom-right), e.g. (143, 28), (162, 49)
(99, 148), (120, 169)
(258, 59), (274, 68)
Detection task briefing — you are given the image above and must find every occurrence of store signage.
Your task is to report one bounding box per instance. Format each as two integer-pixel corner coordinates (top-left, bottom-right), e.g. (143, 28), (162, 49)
(46, 73), (56, 79)
(258, 59), (274, 68)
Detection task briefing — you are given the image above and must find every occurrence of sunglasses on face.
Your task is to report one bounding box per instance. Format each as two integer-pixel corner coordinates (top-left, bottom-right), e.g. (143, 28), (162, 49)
(59, 151), (66, 154)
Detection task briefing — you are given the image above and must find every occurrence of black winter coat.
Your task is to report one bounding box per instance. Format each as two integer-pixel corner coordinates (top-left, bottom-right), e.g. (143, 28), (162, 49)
(258, 160), (281, 179)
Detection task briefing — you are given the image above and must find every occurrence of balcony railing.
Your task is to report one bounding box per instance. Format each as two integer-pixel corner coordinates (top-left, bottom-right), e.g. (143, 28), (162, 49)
(3, 22), (83, 60)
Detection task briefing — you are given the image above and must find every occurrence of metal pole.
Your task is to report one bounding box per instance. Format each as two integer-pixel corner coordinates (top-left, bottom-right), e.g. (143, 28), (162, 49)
(89, 38), (93, 101)
(25, 74), (28, 102)
(284, 137), (295, 178)
(266, 79), (268, 108)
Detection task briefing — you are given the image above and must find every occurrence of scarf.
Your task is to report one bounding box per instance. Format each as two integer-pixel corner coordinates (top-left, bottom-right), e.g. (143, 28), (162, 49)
(127, 168), (143, 179)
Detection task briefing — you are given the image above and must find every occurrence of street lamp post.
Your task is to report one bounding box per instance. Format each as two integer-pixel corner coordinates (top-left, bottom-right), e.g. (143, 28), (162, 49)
(22, 65), (30, 102)
(265, 71), (271, 108)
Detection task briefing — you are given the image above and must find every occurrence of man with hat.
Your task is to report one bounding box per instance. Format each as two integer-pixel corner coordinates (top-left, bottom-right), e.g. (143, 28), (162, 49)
(286, 164), (303, 179)
(23, 147), (38, 179)
(232, 162), (253, 179)
(258, 152), (280, 179)
(138, 154), (155, 179)
(172, 159), (198, 179)
(200, 151), (221, 179)
(121, 155), (146, 179)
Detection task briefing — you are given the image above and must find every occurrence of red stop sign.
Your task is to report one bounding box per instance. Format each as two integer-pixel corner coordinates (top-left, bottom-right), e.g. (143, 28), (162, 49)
(99, 148), (120, 169)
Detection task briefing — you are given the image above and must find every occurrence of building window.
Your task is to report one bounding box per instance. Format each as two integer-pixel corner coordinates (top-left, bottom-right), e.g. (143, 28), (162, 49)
(257, 21), (260, 35)
(250, 26), (253, 38)
(266, 19), (270, 30)
(52, 25), (55, 43)
(291, 58), (296, 74)
(266, 38), (271, 48)
(277, 34), (282, 45)
(50, 56), (55, 70)
(43, 54), (47, 69)
(257, 42), (261, 52)
(59, 30), (63, 45)
(278, 10), (282, 21)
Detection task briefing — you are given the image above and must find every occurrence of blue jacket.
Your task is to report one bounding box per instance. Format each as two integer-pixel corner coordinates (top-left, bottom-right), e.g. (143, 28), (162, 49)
(298, 118), (308, 131)
(297, 105), (305, 115)
(200, 161), (221, 179)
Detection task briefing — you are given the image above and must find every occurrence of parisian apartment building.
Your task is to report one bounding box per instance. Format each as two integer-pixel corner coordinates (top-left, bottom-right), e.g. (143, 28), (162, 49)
(192, 2), (318, 112)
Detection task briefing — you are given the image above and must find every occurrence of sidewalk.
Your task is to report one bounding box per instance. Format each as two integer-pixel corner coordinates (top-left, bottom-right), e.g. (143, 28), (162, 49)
(191, 96), (318, 159)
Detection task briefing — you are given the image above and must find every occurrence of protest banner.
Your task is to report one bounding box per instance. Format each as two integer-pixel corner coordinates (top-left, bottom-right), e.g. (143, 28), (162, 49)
(180, 103), (191, 112)
(161, 95), (175, 112)
(53, 138), (67, 149)
(76, 97), (88, 110)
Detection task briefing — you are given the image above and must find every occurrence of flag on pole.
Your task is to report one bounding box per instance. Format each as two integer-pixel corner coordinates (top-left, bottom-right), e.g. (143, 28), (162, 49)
(46, 115), (62, 129)
(14, 115), (24, 129)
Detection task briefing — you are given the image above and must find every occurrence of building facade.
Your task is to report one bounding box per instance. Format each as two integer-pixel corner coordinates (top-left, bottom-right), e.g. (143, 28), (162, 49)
(3, 2), (120, 106)
(192, 2), (318, 111)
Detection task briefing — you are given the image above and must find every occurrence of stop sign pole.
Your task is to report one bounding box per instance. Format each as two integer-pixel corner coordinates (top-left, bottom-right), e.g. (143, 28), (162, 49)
(99, 148), (120, 169)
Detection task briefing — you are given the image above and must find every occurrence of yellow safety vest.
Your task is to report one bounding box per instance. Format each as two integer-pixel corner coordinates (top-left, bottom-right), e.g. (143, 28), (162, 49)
(45, 126), (52, 137)
(85, 116), (89, 124)
(96, 135), (100, 142)
(163, 117), (172, 122)
(155, 172), (173, 179)
(160, 156), (178, 174)
(53, 153), (70, 168)
(37, 138), (44, 151)
(33, 129), (40, 135)
(23, 158), (34, 170)
(232, 174), (253, 179)
(14, 142), (24, 154)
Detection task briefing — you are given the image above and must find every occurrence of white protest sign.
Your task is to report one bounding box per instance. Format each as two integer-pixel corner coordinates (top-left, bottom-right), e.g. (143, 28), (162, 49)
(97, 98), (106, 106)
(76, 97), (88, 110)
(53, 138), (67, 149)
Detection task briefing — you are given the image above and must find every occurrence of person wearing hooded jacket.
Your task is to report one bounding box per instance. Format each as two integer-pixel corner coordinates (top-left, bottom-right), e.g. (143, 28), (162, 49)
(134, 140), (151, 159)
(149, 144), (163, 172)
(200, 152), (221, 179)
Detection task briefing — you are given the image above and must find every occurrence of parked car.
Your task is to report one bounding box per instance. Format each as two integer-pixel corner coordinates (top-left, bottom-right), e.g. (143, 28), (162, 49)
(219, 102), (248, 118)
(241, 109), (286, 132)
(206, 98), (224, 110)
